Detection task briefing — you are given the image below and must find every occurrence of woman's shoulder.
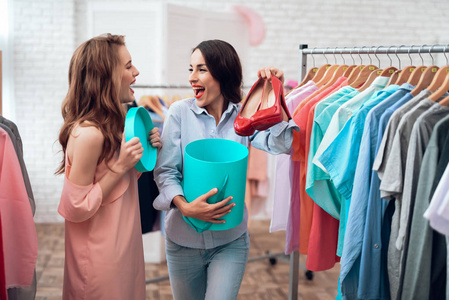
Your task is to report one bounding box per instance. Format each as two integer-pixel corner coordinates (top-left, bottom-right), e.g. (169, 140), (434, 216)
(70, 122), (104, 148)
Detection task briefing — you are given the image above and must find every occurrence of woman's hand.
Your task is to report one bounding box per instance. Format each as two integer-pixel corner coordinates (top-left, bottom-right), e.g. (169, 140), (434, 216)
(113, 133), (143, 174)
(173, 188), (235, 223)
(148, 127), (162, 150)
(257, 67), (285, 84)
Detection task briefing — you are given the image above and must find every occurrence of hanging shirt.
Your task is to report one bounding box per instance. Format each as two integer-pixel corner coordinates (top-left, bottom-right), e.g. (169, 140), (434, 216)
(306, 89), (359, 218)
(340, 87), (419, 300)
(424, 145), (449, 235)
(272, 80), (317, 233)
(0, 128), (38, 290)
(397, 103), (449, 252)
(318, 84), (399, 258)
(280, 82), (318, 255)
(401, 112), (449, 300)
(298, 78), (350, 270)
(289, 76), (347, 256)
(373, 89), (432, 177)
(354, 84), (414, 300)
(313, 76), (390, 173)
(0, 117), (35, 215)
(371, 93), (436, 300)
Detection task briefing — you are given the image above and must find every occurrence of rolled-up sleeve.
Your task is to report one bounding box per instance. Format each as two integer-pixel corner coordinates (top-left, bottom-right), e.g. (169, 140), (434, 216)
(250, 119), (299, 154)
(153, 103), (185, 211)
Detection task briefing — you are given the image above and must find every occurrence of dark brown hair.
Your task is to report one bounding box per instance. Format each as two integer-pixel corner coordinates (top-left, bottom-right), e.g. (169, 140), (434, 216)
(192, 40), (243, 104)
(56, 34), (126, 174)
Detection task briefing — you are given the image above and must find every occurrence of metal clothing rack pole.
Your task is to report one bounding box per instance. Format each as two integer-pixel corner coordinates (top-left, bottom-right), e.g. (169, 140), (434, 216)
(290, 43), (449, 300)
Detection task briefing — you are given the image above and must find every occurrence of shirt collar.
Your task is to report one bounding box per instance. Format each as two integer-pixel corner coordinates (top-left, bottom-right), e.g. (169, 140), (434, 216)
(189, 98), (240, 117)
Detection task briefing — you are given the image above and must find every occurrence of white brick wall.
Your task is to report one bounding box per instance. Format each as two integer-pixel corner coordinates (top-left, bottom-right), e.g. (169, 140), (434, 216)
(9, 0), (449, 223)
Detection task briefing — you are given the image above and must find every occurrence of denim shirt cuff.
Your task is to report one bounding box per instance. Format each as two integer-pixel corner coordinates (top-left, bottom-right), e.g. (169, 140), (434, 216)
(269, 119), (299, 136)
(153, 184), (184, 211)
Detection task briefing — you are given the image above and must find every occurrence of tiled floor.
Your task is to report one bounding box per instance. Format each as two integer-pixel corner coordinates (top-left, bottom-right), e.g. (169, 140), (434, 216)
(35, 220), (340, 299)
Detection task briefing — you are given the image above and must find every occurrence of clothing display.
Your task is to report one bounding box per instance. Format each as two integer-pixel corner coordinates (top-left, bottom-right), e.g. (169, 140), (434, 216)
(0, 117), (37, 300)
(282, 45), (449, 300)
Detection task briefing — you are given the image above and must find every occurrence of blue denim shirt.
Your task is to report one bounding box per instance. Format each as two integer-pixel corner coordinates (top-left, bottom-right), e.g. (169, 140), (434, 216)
(153, 98), (298, 249)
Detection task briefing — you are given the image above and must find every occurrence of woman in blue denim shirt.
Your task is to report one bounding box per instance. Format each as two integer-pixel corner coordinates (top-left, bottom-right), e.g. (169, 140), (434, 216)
(153, 39), (298, 300)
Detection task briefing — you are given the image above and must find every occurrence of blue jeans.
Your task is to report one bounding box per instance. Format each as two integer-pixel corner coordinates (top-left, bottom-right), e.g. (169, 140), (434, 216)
(165, 232), (250, 300)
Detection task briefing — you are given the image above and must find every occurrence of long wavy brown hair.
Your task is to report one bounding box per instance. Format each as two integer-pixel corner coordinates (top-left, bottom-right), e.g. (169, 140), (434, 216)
(56, 34), (126, 175)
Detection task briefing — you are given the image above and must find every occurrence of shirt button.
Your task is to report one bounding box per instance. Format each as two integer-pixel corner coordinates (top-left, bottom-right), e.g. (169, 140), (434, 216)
(210, 129), (215, 134)
(374, 244), (379, 249)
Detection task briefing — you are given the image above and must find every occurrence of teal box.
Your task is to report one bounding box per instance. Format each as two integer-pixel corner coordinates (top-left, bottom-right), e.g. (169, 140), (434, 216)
(182, 139), (248, 232)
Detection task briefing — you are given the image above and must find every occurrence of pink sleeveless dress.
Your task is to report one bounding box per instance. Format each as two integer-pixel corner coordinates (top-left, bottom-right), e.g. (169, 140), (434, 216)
(58, 154), (145, 300)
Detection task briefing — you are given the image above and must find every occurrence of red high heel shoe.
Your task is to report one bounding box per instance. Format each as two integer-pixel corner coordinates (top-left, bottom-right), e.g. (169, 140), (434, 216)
(234, 77), (265, 136)
(234, 76), (291, 136)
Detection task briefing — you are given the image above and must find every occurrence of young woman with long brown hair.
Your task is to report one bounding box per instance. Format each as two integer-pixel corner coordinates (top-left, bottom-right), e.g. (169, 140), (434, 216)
(56, 33), (161, 300)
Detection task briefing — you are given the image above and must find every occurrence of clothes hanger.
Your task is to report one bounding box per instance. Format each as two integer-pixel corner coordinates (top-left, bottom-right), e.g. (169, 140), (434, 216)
(314, 48), (340, 87)
(386, 46), (402, 86)
(372, 45), (398, 77)
(410, 45), (439, 96)
(349, 46), (378, 88)
(357, 69), (381, 92)
(293, 48), (325, 91)
(394, 45), (417, 85)
(426, 65), (449, 93)
(405, 45), (429, 86)
(428, 70), (449, 101)
(320, 48), (349, 87)
(429, 45), (449, 103)
(340, 47), (356, 78)
(439, 94), (449, 106)
(377, 46), (398, 77)
(346, 48), (364, 84)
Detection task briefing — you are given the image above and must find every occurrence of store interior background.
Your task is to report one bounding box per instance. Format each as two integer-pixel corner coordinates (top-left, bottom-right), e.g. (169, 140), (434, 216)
(2, 0), (449, 264)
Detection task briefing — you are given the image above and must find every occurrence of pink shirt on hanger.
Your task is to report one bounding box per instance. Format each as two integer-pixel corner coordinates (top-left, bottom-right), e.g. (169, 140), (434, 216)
(0, 128), (38, 289)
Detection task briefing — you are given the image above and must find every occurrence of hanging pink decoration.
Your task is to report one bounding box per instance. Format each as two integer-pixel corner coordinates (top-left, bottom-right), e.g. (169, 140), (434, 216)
(233, 5), (266, 46)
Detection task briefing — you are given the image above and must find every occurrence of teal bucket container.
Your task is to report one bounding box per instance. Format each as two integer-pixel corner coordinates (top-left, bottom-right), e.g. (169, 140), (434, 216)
(182, 139), (249, 232)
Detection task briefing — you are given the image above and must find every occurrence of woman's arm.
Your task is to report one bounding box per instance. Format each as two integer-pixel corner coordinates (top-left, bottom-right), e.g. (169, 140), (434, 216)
(59, 125), (143, 223)
(68, 125), (143, 199)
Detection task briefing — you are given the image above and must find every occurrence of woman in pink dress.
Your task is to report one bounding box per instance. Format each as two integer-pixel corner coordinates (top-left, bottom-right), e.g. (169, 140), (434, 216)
(56, 33), (161, 300)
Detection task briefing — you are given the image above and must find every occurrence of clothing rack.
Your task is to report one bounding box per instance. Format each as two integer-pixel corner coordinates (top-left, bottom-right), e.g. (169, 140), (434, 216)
(289, 43), (449, 300)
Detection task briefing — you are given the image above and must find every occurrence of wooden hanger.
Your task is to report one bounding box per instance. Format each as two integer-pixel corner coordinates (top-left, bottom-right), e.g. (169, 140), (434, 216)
(322, 64), (348, 87)
(424, 65), (449, 94)
(386, 70), (400, 86)
(393, 65), (416, 85)
(439, 94), (449, 106)
(428, 70), (449, 101)
(349, 65), (378, 88)
(295, 67), (318, 89)
(347, 65), (364, 85)
(379, 66), (398, 77)
(343, 65), (357, 78)
(315, 64), (340, 87)
(357, 69), (381, 92)
(310, 63), (331, 84)
(410, 66), (439, 96)
(406, 65), (426, 86)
